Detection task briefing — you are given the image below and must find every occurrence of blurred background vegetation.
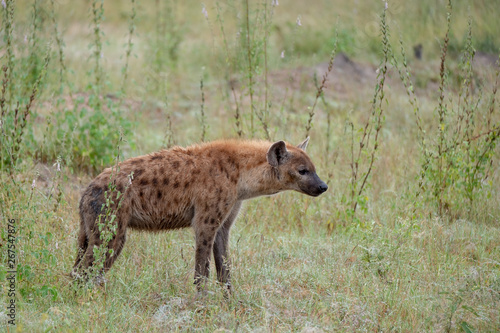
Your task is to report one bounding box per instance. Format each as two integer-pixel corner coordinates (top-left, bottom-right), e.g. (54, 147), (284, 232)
(1, 0), (499, 331)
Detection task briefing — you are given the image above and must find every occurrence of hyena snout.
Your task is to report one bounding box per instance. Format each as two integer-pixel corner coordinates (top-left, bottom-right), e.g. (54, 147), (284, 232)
(300, 173), (328, 197)
(318, 181), (328, 194)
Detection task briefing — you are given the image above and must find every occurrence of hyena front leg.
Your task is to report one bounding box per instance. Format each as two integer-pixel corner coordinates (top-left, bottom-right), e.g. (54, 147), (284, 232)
(193, 203), (235, 292)
(213, 201), (242, 292)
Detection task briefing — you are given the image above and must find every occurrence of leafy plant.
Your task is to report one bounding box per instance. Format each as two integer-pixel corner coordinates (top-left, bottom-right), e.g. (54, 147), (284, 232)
(395, 1), (500, 216)
(341, 2), (390, 222)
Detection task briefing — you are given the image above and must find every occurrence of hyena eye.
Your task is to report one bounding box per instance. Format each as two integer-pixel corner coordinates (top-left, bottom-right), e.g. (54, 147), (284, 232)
(298, 169), (309, 175)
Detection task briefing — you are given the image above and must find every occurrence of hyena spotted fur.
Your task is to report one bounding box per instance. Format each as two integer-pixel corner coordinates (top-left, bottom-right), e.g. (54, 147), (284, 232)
(72, 138), (328, 291)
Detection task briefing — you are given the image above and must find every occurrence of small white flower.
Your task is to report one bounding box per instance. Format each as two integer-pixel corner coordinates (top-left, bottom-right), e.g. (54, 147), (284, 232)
(24, 35), (28, 43)
(272, 0), (279, 6)
(1, 0), (6, 9)
(385, 1), (388, 10)
(32, 179), (36, 189)
(100, 52), (103, 58)
(281, 50), (285, 58)
(55, 242), (59, 249)
(296, 16), (302, 27)
(128, 177), (132, 185)
(54, 162), (61, 172)
(376, 68), (380, 74)
(202, 6), (208, 19)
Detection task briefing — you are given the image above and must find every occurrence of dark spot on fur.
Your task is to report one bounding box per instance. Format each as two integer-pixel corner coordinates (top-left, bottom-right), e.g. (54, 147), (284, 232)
(192, 169), (200, 175)
(159, 166), (165, 174)
(186, 159), (194, 166)
(139, 191), (144, 197)
(140, 178), (149, 186)
(172, 161), (180, 169)
(163, 177), (169, 185)
(117, 183), (124, 193)
(151, 155), (163, 161)
(184, 182), (190, 189)
(203, 239), (208, 246)
(210, 218), (216, 225)
(90, 200), (102, 216)
(91, 185), (103, 199)
(227, 156), (236, 167)
(157, 190), (162, 199)
(134, 168), (144, 178)
(152, 177), (158, 186)
(173, 181), (180, 189)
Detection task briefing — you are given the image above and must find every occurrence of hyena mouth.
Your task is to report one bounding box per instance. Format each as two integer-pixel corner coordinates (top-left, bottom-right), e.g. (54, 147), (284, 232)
(302, 182), (328, 197)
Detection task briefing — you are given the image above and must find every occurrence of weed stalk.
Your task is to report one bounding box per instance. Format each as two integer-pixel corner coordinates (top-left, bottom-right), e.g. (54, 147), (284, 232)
(305, 28), (338, 138)
(120, 0), (136, 96)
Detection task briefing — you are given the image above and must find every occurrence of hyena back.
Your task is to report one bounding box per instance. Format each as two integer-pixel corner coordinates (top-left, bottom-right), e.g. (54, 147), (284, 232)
(72, 138), (328, 291)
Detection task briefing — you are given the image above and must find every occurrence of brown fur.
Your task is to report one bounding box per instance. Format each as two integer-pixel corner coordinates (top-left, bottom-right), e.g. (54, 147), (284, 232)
(72, 138), (328, 291)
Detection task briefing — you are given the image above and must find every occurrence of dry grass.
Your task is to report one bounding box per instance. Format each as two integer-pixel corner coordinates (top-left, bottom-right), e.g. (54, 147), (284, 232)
(1, 0), (499, 332)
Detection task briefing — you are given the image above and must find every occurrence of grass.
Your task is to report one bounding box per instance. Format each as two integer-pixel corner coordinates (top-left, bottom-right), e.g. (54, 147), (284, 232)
(3, 191), (500, 331)
(1, 0), (500, 331)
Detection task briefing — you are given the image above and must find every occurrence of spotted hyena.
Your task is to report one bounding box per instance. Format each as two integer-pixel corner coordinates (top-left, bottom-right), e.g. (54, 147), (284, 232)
(72, 138), (328, 291)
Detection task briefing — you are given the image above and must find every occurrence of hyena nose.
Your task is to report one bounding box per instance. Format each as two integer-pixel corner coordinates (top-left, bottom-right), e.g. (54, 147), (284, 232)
(318, 183), (328, 193)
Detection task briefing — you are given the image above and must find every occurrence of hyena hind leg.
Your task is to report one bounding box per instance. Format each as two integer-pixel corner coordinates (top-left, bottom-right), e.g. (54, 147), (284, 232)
(103, 233), (127, 272)
(213, 201), (242, 292)
(72, 232), (126, 285)
(72, 226), (88, 272)
(71, 215), (128, 284)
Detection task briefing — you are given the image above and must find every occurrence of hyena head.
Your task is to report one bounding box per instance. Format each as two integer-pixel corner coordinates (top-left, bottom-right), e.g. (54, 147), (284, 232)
(266, 137), (328, 197)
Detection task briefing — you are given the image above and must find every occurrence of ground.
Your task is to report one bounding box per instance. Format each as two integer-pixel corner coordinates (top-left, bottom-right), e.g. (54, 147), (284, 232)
(0, 0), (499, 331)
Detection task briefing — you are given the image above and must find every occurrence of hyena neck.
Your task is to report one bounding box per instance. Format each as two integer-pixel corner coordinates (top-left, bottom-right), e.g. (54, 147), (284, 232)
(236, 157), (283, 201)
(205, 140), (285, 201)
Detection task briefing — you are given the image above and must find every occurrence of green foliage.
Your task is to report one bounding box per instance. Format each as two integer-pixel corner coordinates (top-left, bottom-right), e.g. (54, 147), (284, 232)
(396, 4), (500, 217)
(0, 0), (499, 331)
(292, 27), (357, 58)
(145, 0), (185, 97)
(55, 96), (132, 172)
(30, 0), (134, 172)
(341, 4), (390, 223)
(213, 0), (278, 138)
(474, 32), (500, 54)
(0, 0), (51, 173)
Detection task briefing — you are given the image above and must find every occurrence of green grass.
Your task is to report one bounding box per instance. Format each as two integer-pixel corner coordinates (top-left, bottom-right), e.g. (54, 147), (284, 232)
(2, 191), (499, 331)
(1, 0), (500, 331)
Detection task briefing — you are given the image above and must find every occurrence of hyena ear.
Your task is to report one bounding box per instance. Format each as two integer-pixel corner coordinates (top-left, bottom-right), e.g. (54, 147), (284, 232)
(267, 141), (289, 167)
(297, 137), (309, 151)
